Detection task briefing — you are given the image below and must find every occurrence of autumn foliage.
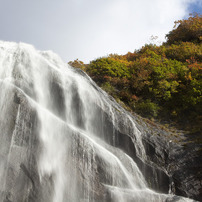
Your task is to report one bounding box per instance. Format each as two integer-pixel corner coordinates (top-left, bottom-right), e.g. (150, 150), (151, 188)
(166, 13), (202, 44)
(69, 14), (202, 134)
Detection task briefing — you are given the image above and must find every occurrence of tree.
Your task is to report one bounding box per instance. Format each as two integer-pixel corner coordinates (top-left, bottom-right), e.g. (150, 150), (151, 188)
(68, 59), (86, 70)
(166, 13), (202, 44)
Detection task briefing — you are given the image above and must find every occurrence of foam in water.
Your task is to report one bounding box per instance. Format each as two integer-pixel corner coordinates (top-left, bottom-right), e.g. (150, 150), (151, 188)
(0, 41), (194, 202)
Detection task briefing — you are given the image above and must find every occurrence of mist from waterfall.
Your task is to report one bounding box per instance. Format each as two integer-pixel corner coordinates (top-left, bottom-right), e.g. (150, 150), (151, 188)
(0, 41), (194, 202)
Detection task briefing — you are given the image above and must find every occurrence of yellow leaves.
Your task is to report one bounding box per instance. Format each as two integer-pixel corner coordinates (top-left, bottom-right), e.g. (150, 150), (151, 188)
(68, 59), (86, 70)
(171, 110), (177, 117)
(158, 80), (171, 90)
(185, 72), (193, 80)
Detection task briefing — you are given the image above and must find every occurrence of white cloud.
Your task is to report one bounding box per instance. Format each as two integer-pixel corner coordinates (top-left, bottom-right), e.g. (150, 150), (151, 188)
(65, 0), (196, 62)
(0, 0), (197, 63)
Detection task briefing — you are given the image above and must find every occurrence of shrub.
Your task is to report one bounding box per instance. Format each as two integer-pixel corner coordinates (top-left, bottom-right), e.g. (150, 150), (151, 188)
(87, 57), (130, 78)
(165, 42), (202, 62)
(135, 100), (160, 118)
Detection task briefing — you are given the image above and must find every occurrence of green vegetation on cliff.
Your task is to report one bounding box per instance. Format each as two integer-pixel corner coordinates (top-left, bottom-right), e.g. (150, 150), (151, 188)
(69, 14), (202, 137)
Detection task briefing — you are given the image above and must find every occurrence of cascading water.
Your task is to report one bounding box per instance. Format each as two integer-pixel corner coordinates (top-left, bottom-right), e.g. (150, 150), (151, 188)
(0, 41), (194, 202)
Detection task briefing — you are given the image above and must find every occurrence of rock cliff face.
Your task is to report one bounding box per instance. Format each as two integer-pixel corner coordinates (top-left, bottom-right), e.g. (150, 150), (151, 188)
(131, 116), (202, 201)
(0, 41), (199, 202)
(92, 100), (202, 201)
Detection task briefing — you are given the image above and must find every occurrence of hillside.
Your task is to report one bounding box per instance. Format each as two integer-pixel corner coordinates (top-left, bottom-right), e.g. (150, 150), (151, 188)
(69, 14), (202, 143)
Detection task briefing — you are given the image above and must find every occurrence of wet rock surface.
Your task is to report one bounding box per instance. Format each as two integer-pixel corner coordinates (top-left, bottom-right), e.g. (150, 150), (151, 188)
(132, 115), (202, 201)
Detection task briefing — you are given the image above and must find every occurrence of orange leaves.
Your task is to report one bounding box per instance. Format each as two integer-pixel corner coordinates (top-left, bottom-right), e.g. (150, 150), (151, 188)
(188, 62), (202, 70)
(185, 72), (193, 81)
(131, 94), (139, 101)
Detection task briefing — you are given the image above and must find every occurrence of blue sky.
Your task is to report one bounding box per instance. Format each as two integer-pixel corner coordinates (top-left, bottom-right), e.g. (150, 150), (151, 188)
(188, 0), (202, 14)
(0, 0), (201, 63)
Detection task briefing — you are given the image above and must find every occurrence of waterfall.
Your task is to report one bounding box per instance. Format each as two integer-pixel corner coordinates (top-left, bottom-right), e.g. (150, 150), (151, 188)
(0, 41), (194, 202)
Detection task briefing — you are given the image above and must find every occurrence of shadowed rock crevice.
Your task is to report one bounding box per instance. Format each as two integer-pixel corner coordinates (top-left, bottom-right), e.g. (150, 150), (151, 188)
(49, 80), (66, 120)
